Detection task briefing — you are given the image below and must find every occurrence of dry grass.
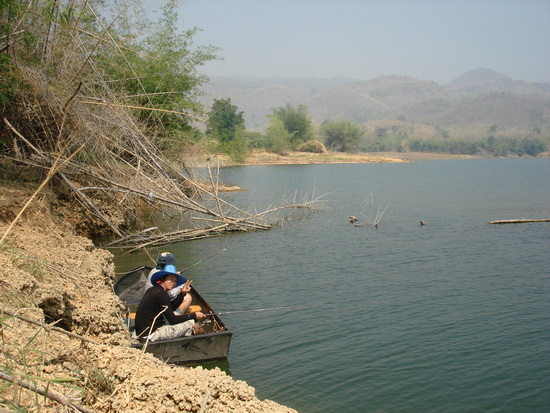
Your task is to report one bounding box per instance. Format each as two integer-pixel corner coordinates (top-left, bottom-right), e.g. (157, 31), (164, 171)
(190, 149), (483, 167)
(191, 150), (407, 167)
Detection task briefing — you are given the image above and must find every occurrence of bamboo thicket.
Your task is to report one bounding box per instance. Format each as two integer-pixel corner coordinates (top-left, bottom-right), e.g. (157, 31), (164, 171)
(0, 0), (323, 249)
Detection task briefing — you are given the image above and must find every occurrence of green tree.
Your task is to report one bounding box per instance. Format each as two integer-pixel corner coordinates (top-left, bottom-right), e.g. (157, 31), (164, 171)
(320, 119), (364, 152)
(265, 115), (291, 155)
(245, 131), (267, 149)
(375, 127), (388, 139)
(271, 104), (314, 148)
(217, 126), (250, 163)
(521, 138), (547, 156)
(206, 98), (245, 142)
(488, 124), (498, 135)
(96, 0), (219, 131)
(435, 126), (449, 139)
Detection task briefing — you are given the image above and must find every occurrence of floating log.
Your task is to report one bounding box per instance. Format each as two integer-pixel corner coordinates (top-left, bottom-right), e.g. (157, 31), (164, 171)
(488, 219), (550, 224)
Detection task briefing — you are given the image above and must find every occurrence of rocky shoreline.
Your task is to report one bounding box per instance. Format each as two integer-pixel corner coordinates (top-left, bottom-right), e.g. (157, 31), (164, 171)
(0, 183), (296, 412)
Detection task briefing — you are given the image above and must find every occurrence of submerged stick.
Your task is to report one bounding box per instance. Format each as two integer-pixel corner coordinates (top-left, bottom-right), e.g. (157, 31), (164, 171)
(488, 219), (550, 224)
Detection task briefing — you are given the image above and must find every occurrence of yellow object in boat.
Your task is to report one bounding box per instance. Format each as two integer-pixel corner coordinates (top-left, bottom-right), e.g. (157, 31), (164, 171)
(128, 305), (201, 320)
(188, 305), (202, 313)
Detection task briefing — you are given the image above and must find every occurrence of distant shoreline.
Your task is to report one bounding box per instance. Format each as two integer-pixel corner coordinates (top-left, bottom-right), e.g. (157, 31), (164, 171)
(190, 151), (492, 168)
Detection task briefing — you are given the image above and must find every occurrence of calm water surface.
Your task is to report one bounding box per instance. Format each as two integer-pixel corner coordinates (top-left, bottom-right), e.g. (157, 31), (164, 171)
(114, 159), (550, 412)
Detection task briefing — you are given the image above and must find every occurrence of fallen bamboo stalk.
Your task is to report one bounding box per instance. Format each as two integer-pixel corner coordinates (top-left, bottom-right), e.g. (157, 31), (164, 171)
(0, 371), (95, 413)
(78, 100), (205, 121)
(1, 119), (84, 244)
(488, 219), (550, 224)
(191, 215), (272, 229)
(69, 162), (214, 214)
(60, 173), (124, 237)
(207, 161), (224, 219)
(109, 213), (273, 249)
(4, 150), (262, 230)
(104, 227), (158, 247)
(124, 229), (238, 252)
(22, 154), (213, 215)
(14, 124), (205, 216)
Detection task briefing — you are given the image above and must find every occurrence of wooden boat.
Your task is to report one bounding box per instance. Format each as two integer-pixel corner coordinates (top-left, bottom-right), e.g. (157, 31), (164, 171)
(114, 265), (232, 364)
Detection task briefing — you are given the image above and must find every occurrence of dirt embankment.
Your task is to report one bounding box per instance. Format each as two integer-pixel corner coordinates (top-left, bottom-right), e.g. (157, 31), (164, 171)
(0, 184), (296, 412)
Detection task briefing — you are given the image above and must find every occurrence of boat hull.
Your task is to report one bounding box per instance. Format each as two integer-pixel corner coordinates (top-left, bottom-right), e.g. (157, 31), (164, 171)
(114, 265), (232, 364)
(132, 331), (232, 364)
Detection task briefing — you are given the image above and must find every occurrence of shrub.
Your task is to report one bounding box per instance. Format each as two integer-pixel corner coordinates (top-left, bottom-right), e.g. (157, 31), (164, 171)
(297, 140), (327, 153)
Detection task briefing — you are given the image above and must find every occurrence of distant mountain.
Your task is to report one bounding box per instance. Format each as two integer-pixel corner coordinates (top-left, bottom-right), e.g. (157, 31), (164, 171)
(446, 68), (550, 96)
(200, 77), (353, 129)
(199, 69), (550, 135)
(305, 76), (451, 124)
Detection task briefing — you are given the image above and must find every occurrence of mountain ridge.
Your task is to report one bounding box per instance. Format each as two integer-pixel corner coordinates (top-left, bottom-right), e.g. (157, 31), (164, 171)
(199, 68), (550, 135)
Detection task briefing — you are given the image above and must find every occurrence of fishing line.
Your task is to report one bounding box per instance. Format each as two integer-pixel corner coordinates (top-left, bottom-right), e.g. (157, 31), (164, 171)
(204, 303), (326, 317)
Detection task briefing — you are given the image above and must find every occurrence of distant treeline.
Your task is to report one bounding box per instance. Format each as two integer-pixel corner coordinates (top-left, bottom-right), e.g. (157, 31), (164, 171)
(198, 94), (550, 160)
(360, 136), (549, 157)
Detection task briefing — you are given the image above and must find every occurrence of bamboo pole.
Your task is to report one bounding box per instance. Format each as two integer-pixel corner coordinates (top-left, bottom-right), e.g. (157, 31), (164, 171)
(59, 173), (124, 237)
(1, 119), (84, 244)
(78, 100), (205, 121)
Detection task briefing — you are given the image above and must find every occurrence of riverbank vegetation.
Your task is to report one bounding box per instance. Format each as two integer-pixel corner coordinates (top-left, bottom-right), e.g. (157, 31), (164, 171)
(203, 98), (548, 163)
(1, 0), (324, 249)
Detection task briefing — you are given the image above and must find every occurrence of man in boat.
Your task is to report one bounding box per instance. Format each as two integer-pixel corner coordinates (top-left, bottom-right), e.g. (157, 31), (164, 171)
(145, 252), (192, 315)
(135, 269), (206, 341)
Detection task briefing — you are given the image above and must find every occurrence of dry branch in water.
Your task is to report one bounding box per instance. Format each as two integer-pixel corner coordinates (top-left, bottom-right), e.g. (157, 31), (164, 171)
(351, 192), (390, 229)
(4, 123), (323, 248)
(487, 219), (550, 224)
(4, 116), (324, 249)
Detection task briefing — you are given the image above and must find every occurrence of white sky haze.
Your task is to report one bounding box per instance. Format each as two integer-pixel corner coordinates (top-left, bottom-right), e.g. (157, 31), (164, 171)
(171, 0), (550, 84)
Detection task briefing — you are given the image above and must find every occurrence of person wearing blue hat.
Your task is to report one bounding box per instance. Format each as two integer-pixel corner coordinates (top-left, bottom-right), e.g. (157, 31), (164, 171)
(145, 252), (191, 315)
(135, 268), (206, 341)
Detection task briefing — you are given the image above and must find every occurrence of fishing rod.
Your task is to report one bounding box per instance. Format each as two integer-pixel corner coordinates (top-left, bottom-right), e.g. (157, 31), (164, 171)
(154, 232), (257, 274)
(139, 243), (236, 272)
(179, 243), (234, 273)
(179, 232), (262, 273)
(204, 305), (308, 316)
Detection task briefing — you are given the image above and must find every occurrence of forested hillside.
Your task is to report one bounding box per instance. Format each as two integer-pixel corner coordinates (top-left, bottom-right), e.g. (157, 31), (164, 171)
(200, 69), (550, 142)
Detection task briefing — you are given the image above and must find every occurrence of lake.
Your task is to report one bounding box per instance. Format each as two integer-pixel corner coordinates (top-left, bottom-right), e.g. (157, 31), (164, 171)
(114, 158), (550, 412)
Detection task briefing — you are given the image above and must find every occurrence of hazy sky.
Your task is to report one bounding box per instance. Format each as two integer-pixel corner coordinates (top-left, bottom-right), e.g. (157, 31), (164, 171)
(172, 0), (550, 84)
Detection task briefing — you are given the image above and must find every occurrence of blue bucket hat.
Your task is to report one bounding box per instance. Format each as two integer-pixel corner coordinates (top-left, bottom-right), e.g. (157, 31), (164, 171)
(151, 265), (187, 287)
